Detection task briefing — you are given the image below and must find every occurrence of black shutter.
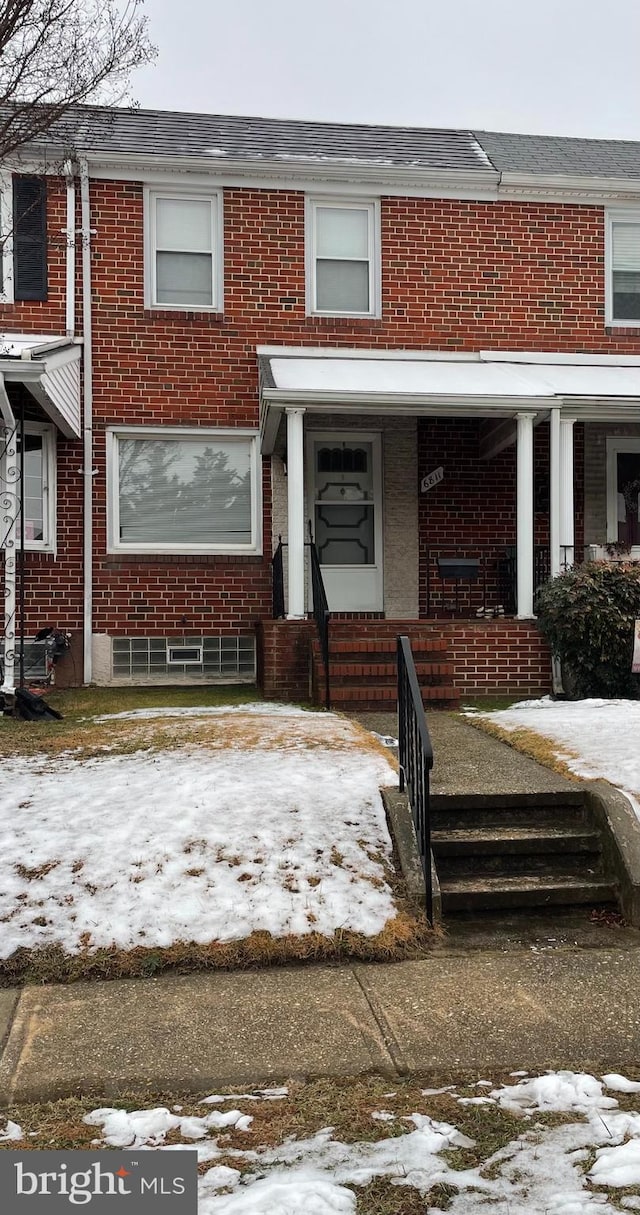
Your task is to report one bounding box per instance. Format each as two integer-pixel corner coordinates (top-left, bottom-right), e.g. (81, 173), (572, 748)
(13, 176), (48, 301)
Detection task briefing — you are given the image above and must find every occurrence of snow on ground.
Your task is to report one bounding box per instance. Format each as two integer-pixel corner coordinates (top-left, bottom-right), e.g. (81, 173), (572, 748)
(0, 709), (397, 958)
(78, 1071), (640, 1213)
(90, 703), (312, 723)
(468, 697), (640, 814)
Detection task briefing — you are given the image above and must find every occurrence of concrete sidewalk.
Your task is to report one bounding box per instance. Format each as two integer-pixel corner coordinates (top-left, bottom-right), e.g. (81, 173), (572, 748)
(2, 947), (640, 1103)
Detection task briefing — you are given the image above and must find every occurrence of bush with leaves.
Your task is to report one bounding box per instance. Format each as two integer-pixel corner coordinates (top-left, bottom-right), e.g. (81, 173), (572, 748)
(536, 561), (640, 699)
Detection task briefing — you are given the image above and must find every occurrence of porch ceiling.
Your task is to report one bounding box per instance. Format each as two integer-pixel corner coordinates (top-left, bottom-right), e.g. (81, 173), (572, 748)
(0, 334), (82, 438)
(258, 347), (640, 453)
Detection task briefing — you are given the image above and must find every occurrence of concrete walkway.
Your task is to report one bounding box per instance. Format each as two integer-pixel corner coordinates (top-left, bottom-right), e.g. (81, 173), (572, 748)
(358, 709), (575, 795)
(2, 948), (640, 1102)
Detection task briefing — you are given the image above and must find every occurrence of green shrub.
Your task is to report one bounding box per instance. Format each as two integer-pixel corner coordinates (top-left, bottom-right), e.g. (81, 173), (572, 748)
(536, 561), (640, 699)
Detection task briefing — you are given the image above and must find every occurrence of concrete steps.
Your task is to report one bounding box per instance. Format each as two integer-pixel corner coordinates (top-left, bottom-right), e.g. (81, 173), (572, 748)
(312, 623), (460, 711)
(431, 791), (620, 916)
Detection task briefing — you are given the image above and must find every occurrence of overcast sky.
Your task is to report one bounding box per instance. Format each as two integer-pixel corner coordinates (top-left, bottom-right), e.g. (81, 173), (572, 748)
(132, 0), (640, 139)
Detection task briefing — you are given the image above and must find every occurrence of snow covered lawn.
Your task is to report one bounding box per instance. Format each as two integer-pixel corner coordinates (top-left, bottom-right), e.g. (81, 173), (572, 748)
(4, 1069), (640, 1212)
(0, 705), (405, 972)
(468, 697), (640, 815)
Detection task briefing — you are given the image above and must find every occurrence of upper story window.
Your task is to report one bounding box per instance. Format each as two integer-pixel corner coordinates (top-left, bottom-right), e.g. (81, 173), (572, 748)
(0, 175), (48, 304)
(107, 427), (260, 555)
(146, 189), (223, 311)
(606, 211), (640, 326)
(306, 198), (380, 317)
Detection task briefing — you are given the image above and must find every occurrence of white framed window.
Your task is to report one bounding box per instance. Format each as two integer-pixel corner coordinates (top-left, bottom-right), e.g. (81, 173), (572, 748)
(606, 436), (640, 552)
(145, 188), (223, 311)
(107, 427), (261, 555)
(606, 210), (640, 326)
(306, 197), (380, 317)
(0, 171), (13, 303)
(1, 422), (56, 552)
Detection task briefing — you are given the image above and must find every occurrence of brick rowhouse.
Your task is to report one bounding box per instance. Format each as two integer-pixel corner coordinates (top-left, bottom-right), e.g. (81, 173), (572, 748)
(1, 114), (639, 697)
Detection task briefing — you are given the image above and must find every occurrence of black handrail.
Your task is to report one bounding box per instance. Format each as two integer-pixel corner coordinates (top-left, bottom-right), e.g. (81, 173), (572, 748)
(270, 530), (331, 709)
(308, 522), (331, 710)
(272, 535), (285, 619)
(397, 635), (434, 923)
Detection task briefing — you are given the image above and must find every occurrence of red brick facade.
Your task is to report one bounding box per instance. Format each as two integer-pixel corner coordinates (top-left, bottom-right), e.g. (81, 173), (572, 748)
(1, 169), (638, 694)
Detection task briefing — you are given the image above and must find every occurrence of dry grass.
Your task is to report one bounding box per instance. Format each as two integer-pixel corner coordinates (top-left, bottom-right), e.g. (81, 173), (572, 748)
(0, 1072), (596, 1214)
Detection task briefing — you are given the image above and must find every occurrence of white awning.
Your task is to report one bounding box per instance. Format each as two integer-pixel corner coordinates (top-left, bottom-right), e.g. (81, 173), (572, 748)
(258, 347), (640, 452)
(0, 333), (81, 438)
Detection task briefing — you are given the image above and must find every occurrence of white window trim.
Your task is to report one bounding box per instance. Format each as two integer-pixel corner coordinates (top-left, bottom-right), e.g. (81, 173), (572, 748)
(0, 171), (14, 304)
(305, 196), (381, 318)
(606, 435), (640, 553)
(144, 187), (224, 313)
(605, 209), (640, 328)
(2, 421), (56, 553)
(107, 426), (262, 556)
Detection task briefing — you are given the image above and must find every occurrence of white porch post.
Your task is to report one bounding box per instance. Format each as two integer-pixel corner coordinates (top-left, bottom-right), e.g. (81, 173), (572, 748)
(286, 407), (306, 619)
(516, 412), (536, 618)
(559, 416), (576, 569)
(549, 406), (561, 578)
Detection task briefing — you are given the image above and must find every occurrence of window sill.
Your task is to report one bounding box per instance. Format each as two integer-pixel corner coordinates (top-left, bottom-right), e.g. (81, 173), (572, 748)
(143, 308), (225, 324)
(304, 315), (384, 329)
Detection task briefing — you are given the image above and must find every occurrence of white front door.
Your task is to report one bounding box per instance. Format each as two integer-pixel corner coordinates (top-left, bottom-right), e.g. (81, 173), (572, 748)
(308, 431), (383, 611)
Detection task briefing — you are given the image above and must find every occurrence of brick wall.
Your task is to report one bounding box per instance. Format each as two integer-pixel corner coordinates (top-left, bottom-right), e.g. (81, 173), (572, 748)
(0, 176), (632, 682)
(258, 619), (314, 702)
(438, 620), (552, 696)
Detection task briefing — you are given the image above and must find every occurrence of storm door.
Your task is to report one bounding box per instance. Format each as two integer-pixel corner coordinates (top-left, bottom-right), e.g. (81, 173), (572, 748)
(308, 432), (383, 611)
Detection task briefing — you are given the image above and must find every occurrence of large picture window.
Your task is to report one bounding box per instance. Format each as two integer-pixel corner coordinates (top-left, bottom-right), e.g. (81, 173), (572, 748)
(146, 189), (222, 311)
(306, 198), (379, 317)
(107, 428), (260, 554)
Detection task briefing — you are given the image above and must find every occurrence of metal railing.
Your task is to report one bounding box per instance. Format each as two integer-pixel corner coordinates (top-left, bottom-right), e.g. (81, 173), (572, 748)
(270, 528), (332, 710)
(397, 634), (434, 923)
(308, 523), (331, 710)
(426, 543), (586, 617)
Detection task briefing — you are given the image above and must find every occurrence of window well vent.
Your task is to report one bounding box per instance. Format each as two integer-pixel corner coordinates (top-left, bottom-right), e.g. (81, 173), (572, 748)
(167, 644), (203, 665)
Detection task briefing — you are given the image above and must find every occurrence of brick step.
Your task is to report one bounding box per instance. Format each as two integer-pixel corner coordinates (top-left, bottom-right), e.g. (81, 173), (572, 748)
(439, 872), (618, 913)
(325, 637), (449, 655)
(328, 684), (460, 710)
(329, 661), (454, 682)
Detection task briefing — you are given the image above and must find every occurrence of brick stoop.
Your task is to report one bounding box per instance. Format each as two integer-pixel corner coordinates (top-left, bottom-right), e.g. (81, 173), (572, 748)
(312, 621), (460, 711)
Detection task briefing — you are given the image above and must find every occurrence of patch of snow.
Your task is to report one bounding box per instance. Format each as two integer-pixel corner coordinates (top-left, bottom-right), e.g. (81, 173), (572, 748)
(371, 1110), (395, 1122)
(470, 698), (640, 816)
(489, 1072), (618, 1115)
(91, 702), (312, 722)
(83, 1106), (251, 1148)
(0, 719), (396, 957)
(603, 1073), (640, 1093)
(372, 732), (398, 748)
(201, 1087), (289, 1104)
(0, 1119), (22, 1141)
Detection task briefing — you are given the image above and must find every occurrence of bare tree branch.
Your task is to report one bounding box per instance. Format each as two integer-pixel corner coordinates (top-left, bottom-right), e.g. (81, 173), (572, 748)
(0, 0), (156, 158)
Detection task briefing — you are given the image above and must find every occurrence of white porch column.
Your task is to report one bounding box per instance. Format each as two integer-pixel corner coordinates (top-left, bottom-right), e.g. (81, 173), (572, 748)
(549, 406), (561, 578)
(516, 412), (536, 618)
(559, 416), (576, 569)
(286, 407), (306, 619)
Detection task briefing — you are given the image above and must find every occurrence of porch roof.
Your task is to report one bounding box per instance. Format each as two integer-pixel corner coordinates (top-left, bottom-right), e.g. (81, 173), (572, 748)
(0, 334), (81, 438)
(258, 347), (640, 453)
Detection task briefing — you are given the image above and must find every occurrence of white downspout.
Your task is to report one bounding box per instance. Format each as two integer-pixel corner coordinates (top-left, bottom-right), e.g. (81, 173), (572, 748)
(63, 161), (75, 337)
(79, 159), (93, 684)
(0, 375), (17, 695)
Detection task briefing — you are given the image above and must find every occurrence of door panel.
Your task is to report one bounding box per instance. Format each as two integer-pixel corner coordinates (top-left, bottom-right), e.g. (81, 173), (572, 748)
(309, 433), (383, 611)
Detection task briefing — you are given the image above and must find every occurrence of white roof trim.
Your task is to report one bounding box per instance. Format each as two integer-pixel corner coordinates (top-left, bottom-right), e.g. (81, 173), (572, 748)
(0, 334), (81, 437)
(259, 348), (640, 451)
